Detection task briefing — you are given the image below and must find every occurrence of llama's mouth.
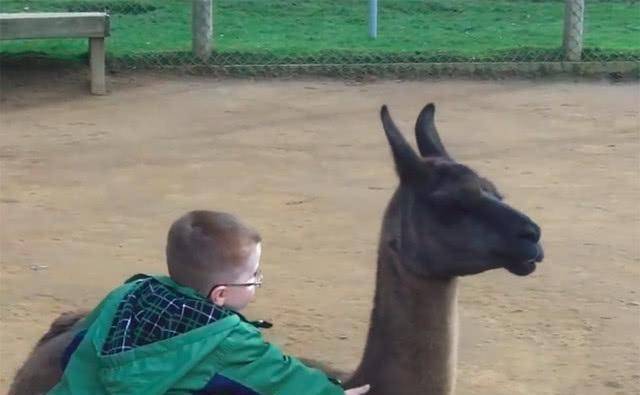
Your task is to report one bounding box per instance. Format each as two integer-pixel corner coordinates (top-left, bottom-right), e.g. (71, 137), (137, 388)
(506, 244), (544, 276)
(506, 259), (537, 276)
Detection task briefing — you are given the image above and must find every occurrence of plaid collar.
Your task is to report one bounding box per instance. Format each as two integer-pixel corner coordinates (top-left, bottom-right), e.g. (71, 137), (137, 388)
(102, 275), (234, 355)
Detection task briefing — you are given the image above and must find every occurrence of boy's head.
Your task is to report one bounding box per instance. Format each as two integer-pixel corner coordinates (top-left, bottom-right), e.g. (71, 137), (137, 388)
(166, 210), (262, 310)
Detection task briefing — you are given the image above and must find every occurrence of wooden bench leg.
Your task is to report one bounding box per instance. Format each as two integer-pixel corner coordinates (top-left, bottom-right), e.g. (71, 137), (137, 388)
(89, 37), (106, 95)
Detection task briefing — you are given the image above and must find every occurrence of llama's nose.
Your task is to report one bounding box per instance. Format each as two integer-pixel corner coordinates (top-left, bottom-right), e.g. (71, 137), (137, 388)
(518, 222), (541, 243)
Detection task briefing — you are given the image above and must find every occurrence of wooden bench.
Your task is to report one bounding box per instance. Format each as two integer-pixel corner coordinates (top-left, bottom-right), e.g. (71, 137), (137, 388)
(0, 12), (110, 94)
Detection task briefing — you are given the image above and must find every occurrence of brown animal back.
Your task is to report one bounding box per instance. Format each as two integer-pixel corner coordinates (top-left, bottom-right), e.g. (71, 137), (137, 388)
(8, 310), (89, 395)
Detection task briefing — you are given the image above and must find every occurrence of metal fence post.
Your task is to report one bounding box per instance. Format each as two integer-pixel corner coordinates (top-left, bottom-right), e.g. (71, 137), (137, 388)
(369, 0), (378, 39)
(563, 0), (584, 61)
(192, 0), (213, 60)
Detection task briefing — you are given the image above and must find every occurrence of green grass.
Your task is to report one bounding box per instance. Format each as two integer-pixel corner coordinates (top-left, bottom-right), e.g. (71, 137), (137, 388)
(1, 0), (638, 63)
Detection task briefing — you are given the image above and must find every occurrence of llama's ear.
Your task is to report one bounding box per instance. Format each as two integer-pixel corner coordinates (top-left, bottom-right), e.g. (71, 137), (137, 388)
(415, 103), (450, 159)
(380, 105), (422, 181)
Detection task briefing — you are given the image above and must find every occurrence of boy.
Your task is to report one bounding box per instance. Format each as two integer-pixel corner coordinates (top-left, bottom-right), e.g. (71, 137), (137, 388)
(48, 210), (370, 395)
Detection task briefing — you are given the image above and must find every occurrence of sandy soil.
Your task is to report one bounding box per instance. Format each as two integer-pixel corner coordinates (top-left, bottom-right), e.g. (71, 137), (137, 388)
(1, 69), (638, 395)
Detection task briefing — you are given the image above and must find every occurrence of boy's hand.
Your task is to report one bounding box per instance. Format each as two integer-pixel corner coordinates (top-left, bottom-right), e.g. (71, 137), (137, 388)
(345, 384), (370, 395)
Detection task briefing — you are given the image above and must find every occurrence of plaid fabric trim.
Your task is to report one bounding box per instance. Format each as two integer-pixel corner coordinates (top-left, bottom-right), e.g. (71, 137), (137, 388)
(102, 277), (232, 355)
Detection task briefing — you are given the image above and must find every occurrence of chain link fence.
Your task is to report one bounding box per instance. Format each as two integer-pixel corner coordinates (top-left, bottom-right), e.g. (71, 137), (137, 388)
(1, 0), (638, 78)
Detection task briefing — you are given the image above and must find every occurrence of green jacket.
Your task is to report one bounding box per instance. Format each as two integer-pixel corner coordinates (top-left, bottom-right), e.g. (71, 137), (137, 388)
(48, 275), (344, 395)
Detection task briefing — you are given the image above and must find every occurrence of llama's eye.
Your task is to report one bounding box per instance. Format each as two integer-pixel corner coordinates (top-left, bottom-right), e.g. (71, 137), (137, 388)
(479, 177), (504, 201)
(460, 187), (483, 206)
(426, 192), (468, 226)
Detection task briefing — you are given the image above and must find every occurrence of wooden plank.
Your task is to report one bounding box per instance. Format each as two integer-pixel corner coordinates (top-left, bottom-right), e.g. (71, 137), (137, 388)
(89, 37), (107, 95)
(0, 13), (110, 40)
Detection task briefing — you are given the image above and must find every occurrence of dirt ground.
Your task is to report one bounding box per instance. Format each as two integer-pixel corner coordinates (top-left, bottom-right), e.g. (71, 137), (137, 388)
(0, 69), (638, 395)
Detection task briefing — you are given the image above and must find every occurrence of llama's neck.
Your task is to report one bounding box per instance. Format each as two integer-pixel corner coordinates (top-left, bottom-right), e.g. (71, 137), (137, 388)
(347, 247), (459, 395)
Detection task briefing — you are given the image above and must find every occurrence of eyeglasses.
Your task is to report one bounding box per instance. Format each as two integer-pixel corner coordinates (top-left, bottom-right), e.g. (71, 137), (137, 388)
(207, 269), (263, 298)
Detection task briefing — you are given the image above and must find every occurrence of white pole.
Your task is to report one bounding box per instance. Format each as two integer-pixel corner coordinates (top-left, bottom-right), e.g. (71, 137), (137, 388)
(369, 0), (378, 39)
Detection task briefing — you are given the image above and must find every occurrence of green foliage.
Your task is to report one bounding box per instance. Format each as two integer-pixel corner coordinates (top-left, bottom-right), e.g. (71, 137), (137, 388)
(1, 1), (638, 65)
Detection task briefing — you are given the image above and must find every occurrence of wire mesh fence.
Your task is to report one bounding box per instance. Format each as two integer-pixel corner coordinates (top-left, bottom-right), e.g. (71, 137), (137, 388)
(1, 0), (638, 78)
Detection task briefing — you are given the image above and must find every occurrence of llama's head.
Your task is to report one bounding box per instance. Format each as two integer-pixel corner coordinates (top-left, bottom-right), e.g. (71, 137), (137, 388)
(380, 103), (544, 278)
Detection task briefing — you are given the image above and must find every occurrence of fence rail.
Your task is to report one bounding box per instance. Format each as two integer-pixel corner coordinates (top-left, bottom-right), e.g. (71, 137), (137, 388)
(1, 0), (638, 78)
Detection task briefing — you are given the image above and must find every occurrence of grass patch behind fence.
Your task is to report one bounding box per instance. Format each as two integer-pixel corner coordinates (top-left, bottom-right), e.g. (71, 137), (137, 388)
(1, 0), (638, 65)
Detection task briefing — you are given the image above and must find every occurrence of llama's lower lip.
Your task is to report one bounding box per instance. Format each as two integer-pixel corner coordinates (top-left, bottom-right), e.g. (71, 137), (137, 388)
(507, 243), (544, 276)
(506, 260), (537, 276)
(534, 244), (545, 262)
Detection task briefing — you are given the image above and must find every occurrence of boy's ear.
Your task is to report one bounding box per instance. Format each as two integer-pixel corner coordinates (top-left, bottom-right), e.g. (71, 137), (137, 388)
(209, 286), (227, 306)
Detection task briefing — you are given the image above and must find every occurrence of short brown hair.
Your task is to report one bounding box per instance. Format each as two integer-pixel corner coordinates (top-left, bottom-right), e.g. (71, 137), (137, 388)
(166, 210), (261, 296)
